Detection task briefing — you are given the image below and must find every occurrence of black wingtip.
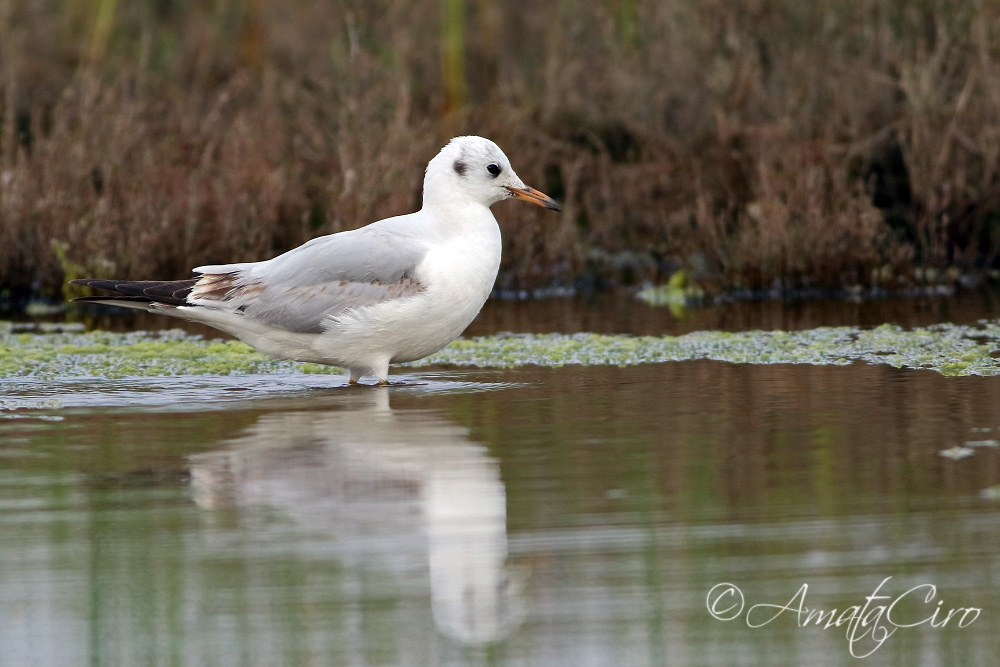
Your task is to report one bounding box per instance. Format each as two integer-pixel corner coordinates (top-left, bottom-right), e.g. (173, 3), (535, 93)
(71, 295), (152, 303)
(69, 278), (197, 306)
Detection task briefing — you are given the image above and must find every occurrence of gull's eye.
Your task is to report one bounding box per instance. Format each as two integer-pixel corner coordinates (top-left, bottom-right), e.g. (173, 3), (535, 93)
(486, 163), (501, 177)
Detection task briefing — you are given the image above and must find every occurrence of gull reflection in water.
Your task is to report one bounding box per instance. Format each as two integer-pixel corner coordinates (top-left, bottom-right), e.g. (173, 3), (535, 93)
(189, 387), (518, 645)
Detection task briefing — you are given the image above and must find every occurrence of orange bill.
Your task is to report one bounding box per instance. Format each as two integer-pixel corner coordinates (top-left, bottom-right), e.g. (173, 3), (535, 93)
(504, 186), (562, 212)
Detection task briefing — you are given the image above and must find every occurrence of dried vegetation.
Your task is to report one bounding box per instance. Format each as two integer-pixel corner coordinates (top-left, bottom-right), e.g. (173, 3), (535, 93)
(2, 0), (1000, 300)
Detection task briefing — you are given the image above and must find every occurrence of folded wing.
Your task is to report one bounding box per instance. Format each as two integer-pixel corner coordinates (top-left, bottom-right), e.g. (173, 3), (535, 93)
(73, 225), (430, 334)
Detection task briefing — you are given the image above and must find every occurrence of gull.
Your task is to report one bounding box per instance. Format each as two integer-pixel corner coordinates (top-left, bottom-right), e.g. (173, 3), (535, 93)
(71, 136), (561, 384)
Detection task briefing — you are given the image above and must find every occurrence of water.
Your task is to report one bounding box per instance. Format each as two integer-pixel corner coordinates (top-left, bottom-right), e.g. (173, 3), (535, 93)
(58, 284), (1000, 338)
(2, 295), (1000, 665)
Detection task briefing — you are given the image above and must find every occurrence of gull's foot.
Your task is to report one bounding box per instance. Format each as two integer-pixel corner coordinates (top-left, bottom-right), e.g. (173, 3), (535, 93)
(377, 380), (390, 386)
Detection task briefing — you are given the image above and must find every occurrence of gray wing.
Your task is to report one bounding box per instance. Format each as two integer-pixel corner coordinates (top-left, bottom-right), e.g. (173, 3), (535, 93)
(190, 224), (429, 334)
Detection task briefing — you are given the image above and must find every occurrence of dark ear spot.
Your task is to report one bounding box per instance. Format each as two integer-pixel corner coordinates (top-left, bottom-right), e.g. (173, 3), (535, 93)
(453, 160), (467, 176)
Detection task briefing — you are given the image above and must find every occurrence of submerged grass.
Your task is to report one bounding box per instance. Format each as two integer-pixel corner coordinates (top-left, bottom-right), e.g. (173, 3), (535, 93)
(2, 321), (999, 379)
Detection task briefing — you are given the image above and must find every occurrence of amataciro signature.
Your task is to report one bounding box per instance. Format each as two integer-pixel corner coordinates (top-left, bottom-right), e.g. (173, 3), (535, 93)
(706, 578), (981, 658)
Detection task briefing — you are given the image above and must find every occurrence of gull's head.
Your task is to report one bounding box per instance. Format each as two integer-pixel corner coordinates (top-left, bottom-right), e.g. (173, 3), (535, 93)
(423, 136), (561, 212)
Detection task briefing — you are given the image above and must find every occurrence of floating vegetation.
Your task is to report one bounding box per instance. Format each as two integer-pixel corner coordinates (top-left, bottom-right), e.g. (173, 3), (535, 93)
(635, 270), (707, 316)
(939, 446), (976, 460)
(0, 413), (65, 421)
(413, 322), (1000, 377)
(0, 398), (64, 410)
(1, 320), (999, 380)
(0, 325), (324, 380)
(980, 486), (1000, 501)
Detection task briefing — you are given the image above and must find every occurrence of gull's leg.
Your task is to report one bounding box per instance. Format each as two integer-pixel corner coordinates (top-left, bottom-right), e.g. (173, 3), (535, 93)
(348, 367), (365, 385)
(373, 358), (390, 386)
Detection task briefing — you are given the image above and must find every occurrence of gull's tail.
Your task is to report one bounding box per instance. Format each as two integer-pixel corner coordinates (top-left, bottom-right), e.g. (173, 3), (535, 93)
(69, 278), (197, 311)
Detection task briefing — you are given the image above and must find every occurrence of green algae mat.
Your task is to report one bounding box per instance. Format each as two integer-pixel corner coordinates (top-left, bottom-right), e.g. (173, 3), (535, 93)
(3, 320), (1000, 379)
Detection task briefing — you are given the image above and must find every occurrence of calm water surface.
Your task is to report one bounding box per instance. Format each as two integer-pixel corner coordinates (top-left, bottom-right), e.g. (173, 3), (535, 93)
(65, 284), (1000, 338)
(2, 296), (1000, 666)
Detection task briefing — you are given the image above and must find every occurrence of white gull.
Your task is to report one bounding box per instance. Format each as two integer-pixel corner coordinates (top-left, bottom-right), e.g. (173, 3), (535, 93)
(72, 136), (561, 384)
